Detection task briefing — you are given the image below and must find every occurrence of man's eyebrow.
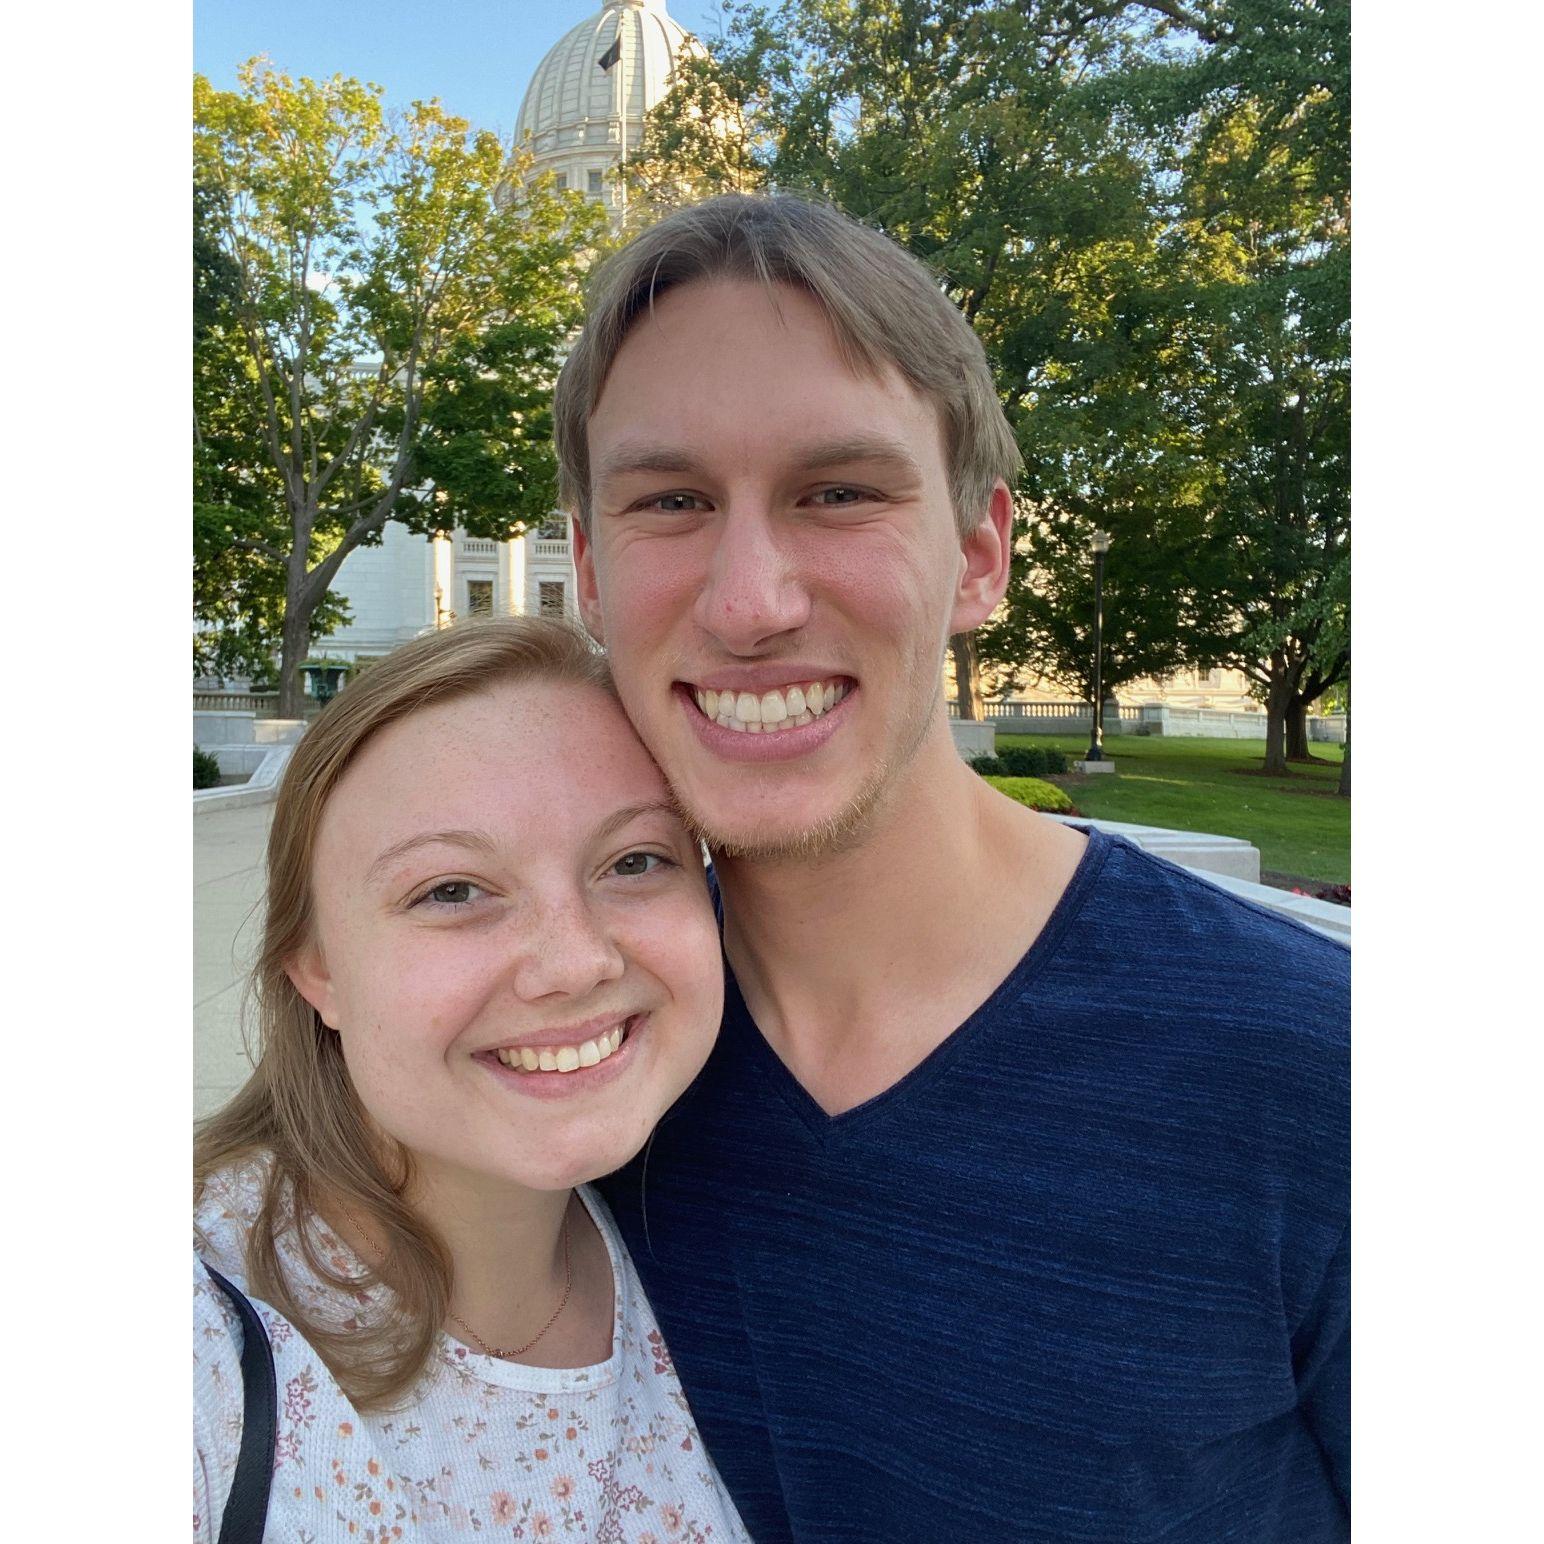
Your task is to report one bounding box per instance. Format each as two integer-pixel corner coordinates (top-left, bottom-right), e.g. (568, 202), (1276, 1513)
(590, 800), (687, 845)
(593, 435), (925, 485)
(593, 445), (711, 484)
(792, 435), (926, 479)
(365, 829), (498, 885)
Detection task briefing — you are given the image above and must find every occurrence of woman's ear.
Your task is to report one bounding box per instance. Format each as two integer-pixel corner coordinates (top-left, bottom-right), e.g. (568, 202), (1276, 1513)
(285, 944), (341, 1031)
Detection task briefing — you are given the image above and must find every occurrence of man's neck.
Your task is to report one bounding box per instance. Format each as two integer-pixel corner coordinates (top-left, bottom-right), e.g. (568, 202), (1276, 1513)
(713, 726), (1087, 1115)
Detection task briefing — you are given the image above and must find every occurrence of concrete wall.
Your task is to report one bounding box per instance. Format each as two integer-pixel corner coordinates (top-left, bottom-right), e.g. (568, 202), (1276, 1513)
(194, 744), (297, 814)
(1137, 704), (1266, 739)
(193, 710), (258, 746)
(949, 720), (995, 760)
(196, 715), (306, 778)
(1133, 705), (1346, 742)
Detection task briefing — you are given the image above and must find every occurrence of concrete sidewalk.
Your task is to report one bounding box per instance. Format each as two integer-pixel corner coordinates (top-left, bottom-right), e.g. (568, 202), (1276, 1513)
(195, 802), (272, 1118)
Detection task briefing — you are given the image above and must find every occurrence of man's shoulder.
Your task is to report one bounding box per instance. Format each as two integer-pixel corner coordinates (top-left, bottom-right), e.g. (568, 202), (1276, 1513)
(1068, 830), (1349, 1003)
(981, 831), (1349, 1142)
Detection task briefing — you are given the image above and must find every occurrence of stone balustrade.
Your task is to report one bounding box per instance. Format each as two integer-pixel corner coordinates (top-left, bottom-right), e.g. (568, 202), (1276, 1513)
(946, 699), (1346, 743)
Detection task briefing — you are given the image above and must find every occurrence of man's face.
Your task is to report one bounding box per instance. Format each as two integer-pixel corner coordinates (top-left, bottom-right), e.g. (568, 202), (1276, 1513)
(574, 279), (1004, 858)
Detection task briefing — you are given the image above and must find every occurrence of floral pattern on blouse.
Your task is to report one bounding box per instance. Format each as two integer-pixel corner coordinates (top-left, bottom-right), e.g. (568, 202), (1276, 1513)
(194, 1157), (749, 1543)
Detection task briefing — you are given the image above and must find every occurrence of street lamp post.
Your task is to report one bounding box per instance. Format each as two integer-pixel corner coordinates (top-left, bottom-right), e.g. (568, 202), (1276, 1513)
(1086, 529), (1113, 762)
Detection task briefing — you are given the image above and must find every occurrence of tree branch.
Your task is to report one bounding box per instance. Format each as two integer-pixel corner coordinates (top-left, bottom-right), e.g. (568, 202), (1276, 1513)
(228, 536), (288, 563)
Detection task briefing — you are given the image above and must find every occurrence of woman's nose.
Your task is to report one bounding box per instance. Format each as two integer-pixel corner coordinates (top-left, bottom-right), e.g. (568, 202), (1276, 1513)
(506, 898), (626, 1001)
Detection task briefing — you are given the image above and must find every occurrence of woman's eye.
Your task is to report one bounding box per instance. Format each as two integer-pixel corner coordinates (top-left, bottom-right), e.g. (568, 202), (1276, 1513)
(416, 880), (482, 908)
(610, 851), (669, 878)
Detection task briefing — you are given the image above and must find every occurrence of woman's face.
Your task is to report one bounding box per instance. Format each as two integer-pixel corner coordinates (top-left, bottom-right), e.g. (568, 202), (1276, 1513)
(289, 678), (723, 1194)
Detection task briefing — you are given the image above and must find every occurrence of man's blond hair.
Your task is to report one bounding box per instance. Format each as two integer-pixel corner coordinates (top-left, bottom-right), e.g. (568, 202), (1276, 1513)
(553, 193), (1021, 537)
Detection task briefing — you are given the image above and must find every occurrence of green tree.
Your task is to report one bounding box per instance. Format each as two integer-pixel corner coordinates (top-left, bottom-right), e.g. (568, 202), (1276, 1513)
(194, 178), (340, 681)
(1173, 40), (1350, 775)
(193, 62), (603, 714)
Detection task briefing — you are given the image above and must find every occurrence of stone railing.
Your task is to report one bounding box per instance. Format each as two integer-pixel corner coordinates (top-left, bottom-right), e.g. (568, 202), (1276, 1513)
(945, 700), (1342, 743)
(460, 538), (498, 557)
(947, 700), (1138, 732)
(1136, 705), (1344, 742)
(531, 538), (571, 560)
(194, 691), (279, 714)
(193, 692), (323, 720)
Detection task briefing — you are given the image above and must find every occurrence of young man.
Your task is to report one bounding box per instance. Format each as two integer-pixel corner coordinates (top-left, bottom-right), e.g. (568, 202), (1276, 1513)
(561, 195), (1349, 1542)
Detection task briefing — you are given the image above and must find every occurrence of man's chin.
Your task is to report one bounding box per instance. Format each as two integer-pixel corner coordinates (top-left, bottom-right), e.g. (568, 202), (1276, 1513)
(677, 770), (893, 866)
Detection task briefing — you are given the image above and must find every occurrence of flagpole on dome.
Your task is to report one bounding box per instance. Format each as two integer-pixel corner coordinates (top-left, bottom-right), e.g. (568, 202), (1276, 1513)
(618, 19), (628, 220)
(596, 12), (626, 223)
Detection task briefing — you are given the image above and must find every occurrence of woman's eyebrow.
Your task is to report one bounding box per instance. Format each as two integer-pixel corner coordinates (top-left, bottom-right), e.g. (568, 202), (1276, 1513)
(590, 801), (686, 845)
(365, 829), (498, 885)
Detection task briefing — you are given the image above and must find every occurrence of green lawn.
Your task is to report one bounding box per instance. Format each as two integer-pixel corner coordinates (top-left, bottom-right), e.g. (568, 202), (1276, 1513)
(997, 733), (1350, 885)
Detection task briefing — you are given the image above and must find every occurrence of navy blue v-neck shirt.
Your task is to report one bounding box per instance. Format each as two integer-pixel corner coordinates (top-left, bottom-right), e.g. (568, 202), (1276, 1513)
(599, 830), (1350, 1542)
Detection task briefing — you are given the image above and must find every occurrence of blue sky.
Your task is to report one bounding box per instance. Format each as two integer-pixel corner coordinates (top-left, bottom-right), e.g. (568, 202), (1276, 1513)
(195, 0), (729, 140)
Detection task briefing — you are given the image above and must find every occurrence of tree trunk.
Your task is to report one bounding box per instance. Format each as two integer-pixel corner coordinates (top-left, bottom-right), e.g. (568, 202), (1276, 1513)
(1337, 684), (1350, 797)
(277, 584), (313, 720)
(950, 632), (982, 720)
(1286, 697), (1311, 760)
(1262, 666), (1293, 776)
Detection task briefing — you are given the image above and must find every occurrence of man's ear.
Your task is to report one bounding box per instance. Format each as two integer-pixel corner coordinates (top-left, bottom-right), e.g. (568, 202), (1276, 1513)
(571, 516), (606, 644)
(285, 943), (341, 1032)
(949, 478), (1014, 635)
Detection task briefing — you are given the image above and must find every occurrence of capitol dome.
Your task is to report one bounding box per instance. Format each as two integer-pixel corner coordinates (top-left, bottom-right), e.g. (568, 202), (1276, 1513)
(514, 0), (705, 210)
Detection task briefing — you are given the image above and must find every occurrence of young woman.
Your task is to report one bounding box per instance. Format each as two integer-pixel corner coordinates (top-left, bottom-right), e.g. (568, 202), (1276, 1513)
(194, 618), (748, 1542)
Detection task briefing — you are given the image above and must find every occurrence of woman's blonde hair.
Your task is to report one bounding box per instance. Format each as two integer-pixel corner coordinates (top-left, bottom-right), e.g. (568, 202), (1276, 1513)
(195, 617), (614, 1408)
(553, 192), (1023, 537)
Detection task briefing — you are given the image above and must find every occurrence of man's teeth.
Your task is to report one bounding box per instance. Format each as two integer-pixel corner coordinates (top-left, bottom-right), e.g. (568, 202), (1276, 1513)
(692, 679), (847, 733)
(494, 1022), (627, 1074)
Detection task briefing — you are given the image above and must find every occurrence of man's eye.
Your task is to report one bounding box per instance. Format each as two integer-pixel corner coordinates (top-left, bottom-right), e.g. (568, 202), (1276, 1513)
(644, 493), (708, 513)
(611, 851), (670, 878)
(811, 486), (869, 506)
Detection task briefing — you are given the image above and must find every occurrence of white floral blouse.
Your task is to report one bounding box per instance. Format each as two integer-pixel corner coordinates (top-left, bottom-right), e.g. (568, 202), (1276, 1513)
(194, 1157), (751, 1542)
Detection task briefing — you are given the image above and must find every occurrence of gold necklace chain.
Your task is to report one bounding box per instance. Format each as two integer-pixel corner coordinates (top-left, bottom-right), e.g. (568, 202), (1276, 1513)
(338, 1201), (574, 1360)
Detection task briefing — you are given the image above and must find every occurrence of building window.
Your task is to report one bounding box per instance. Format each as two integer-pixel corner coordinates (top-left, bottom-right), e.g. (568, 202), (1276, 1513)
(553, 172), (568, 191)
(540, 581), (566, 617)
(537, 514), (568, 540)
(587, 168), (604, 197)
(467, 579), (494, 617)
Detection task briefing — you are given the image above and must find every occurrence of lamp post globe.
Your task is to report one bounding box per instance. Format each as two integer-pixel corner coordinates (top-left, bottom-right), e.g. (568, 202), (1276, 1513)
(1087, 530), (1113, 762)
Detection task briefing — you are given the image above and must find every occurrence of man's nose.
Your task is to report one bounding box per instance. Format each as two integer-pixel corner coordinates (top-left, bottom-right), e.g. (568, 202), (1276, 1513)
(691, 505), (812, 652)
(505, 897), (626, 1002)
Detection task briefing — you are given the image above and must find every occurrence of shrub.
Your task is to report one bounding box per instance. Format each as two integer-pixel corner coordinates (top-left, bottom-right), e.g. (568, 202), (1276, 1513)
(997, 745), (1068, 777)
(969, 755), (1005, 776)
(983, 775), (1075, 814)
(194, 748), (222, 789)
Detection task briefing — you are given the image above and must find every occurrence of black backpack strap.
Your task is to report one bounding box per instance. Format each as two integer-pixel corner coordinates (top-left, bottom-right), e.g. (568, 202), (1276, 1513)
(203, 1264), (277, 1544)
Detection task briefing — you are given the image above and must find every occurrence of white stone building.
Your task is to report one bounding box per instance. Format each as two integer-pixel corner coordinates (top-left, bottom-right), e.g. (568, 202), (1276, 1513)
(312, 0), (703, 672)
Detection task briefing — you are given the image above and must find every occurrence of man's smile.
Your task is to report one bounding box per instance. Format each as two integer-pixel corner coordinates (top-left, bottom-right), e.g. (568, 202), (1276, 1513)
(681, 675), (853, 734)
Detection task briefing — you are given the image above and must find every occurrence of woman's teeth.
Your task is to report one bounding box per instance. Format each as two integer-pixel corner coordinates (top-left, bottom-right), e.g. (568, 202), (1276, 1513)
(494, 1022), (626, 1074)
(693, 679), (847, 733)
